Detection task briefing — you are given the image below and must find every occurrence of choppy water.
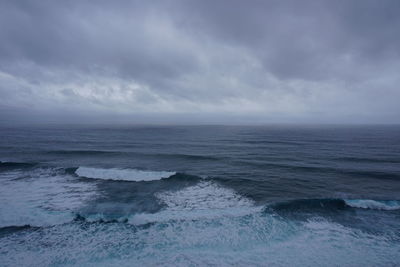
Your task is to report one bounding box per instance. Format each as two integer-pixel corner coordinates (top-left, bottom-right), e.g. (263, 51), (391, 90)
(0, 125), (400, 266)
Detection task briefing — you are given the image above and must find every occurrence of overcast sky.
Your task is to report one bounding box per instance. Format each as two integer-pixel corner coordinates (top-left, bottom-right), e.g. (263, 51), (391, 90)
(1, 0), (399, 124)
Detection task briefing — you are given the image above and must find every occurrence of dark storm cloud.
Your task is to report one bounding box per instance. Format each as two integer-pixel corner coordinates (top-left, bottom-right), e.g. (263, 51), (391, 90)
(0, 0), (399, 124)
(172, 0), (400, 80)
(0, 0), (199, 85)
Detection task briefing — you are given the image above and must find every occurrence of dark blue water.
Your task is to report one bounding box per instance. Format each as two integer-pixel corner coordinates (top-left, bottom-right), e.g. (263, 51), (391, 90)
(1, 125), (399, 266)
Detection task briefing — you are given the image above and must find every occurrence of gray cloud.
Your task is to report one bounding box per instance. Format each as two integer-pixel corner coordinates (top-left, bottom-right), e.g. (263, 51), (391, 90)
(0, 0), (399, 124)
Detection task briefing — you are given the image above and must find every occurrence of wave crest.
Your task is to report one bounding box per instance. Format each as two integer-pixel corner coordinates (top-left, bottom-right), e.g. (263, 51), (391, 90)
(75, 167), (176, 182)
(270, 198), (400, 212)
(344, 199), (400, 210)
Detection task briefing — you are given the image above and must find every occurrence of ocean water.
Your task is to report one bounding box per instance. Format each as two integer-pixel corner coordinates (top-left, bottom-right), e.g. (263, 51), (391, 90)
(0, 125), (399, 266)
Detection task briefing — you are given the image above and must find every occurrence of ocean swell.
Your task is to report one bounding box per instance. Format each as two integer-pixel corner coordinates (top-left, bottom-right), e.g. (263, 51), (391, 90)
(270, 198), (400, 212)
(0, 161), (37, 170)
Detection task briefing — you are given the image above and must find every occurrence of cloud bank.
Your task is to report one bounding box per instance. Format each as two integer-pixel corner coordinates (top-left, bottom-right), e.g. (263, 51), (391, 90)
(1, 0), (399, 124)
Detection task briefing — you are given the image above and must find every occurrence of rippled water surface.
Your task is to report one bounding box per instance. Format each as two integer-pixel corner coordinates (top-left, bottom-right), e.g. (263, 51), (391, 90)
(1, 125), (400, 266)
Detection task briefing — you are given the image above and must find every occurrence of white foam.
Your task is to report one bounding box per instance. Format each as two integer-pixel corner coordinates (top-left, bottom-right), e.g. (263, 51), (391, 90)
(130, 181), (261, 225)
(2, 209), (400, 267)
(75, 167), (175, 182)
(0, 168), (97, 227)
(156, 180), (254, 210)
(345, 199), (400, 210)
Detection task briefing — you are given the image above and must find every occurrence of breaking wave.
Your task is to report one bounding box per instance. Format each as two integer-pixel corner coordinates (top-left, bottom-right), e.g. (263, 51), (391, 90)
(270, 198), (400, 212)
(0, 166), (98, 228)
(130, 180), (262, 225)
(75, 167), (176, 182)
(71, 180), (261, 225)
(344, 199), (400, 210)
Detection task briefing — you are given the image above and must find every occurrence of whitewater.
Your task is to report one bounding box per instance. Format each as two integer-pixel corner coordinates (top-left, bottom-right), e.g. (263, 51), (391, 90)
(1, 125), (400, 266)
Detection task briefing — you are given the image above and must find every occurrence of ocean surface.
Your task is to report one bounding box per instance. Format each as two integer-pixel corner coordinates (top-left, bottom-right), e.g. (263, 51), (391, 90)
(0, 125), (399, 266)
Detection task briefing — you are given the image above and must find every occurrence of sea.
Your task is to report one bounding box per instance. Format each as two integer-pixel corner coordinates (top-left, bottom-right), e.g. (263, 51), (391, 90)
(0, 125), (399, 266)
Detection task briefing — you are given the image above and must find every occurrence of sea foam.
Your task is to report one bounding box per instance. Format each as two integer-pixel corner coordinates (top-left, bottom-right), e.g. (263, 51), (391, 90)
(0, 168), (97, 227)
(130, 181), (261, 225)
(345, 199), (400, 210)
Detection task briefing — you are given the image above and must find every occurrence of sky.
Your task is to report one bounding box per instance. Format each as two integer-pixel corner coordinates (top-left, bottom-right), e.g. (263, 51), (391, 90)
(1, 0), (400, 124)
